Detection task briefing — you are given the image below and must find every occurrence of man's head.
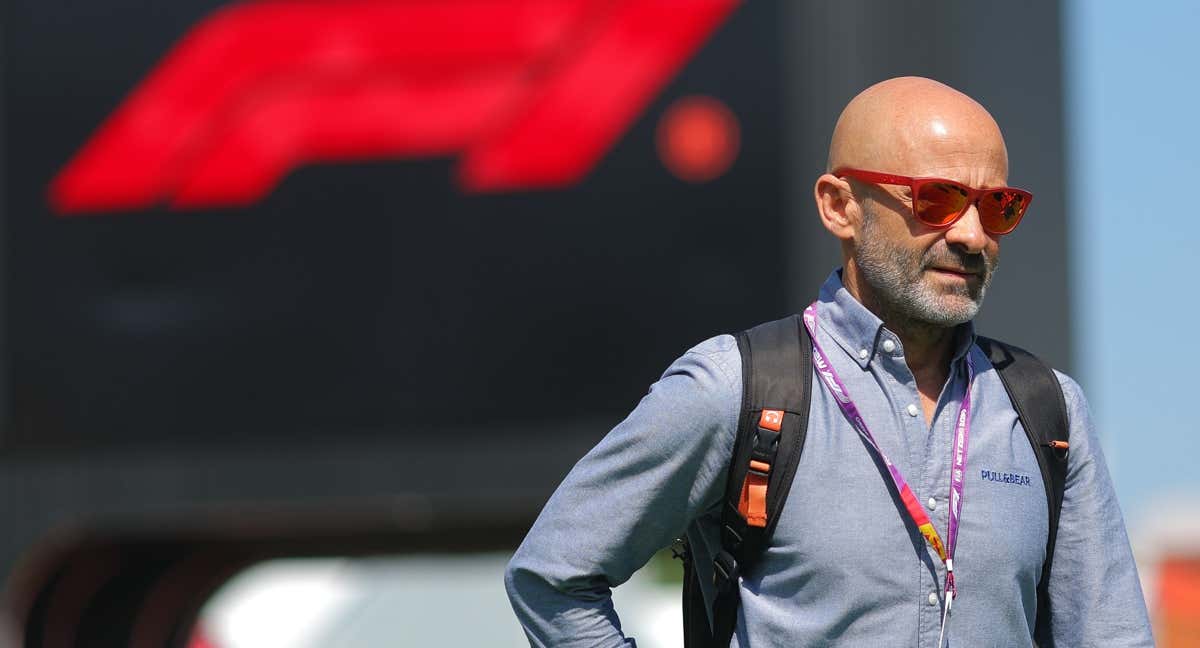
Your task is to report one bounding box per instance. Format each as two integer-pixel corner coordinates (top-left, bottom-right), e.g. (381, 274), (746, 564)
(814, 77), (1016, 329)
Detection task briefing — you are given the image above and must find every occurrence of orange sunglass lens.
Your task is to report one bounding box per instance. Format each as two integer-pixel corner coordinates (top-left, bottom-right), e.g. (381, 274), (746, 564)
(979, 190), (1028, 233)
(914, 182), (970, 226)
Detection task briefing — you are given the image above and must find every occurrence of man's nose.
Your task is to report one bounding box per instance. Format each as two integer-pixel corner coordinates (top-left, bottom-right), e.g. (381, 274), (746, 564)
(944, 203), (989, 253)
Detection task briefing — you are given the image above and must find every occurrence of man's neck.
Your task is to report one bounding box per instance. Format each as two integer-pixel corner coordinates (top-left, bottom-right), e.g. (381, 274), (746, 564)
(882, 313), (955, 387)
(842, 267), (956, 423)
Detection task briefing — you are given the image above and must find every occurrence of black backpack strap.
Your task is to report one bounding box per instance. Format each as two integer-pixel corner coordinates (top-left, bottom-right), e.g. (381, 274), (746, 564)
(976, 336), (1070, 645)
(681, 541), (710, 648)
(685, 315), (811, 647)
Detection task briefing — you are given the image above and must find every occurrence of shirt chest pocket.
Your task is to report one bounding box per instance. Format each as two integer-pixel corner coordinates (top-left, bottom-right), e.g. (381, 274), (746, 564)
(957, 424), (1050, 586)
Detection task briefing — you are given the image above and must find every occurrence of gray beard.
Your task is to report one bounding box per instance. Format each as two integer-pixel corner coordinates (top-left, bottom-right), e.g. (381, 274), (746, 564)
(854, 204), (997, 328)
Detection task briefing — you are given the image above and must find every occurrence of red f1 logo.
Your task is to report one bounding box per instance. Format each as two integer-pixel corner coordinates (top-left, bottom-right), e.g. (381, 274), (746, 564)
(49, 0), (739, 214)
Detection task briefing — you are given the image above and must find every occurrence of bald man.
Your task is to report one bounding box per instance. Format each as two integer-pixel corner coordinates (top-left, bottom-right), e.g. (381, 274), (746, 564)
(505, 78), (1153, 647)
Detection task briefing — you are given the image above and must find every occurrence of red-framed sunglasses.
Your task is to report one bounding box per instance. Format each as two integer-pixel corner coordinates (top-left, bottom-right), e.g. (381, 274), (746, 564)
(833, 167), (1033, 235)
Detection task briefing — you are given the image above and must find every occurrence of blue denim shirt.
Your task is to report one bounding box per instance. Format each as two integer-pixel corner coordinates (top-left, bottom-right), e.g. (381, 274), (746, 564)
(505, 271), (1153, 647)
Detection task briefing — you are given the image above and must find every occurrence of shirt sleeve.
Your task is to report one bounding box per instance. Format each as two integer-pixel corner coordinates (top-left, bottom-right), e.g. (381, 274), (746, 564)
(504, 335), (742, 648)
(1046, 371), (1155, 646)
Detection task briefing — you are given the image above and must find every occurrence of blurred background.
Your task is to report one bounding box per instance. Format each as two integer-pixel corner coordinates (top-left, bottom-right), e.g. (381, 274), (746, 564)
(0, 0), (1195, 646)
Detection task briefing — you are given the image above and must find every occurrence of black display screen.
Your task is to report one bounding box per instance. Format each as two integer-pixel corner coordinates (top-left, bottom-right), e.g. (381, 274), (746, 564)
(3, 0), (786, 450)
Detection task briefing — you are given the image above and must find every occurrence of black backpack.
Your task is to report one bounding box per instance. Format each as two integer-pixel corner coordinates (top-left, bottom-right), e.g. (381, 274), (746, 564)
(680, 314), (1070, 647)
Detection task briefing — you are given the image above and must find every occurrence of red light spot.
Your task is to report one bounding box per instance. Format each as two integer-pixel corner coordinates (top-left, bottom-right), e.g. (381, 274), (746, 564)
(656, 95), (739, 183)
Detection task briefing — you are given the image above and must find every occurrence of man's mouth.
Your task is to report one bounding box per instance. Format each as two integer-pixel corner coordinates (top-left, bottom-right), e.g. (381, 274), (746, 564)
(928, 266), (979, 278)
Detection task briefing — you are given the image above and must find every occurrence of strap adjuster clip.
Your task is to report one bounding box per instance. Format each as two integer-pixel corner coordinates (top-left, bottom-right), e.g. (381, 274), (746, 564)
(713, 550), (740, 586)
(748, 459), (771, 477)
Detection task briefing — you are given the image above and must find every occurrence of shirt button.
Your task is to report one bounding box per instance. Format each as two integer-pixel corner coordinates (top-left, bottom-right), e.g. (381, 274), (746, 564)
(882, 339), (896, 353)
(858, 349), (869, 360)
(928, 497), (937, 510)
(928, 592), (939, 606)
(906, 404), (920, 417)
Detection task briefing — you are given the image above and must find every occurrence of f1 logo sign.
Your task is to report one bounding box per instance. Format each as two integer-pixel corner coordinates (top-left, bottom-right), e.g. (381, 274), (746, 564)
(49, 0), (739, 214)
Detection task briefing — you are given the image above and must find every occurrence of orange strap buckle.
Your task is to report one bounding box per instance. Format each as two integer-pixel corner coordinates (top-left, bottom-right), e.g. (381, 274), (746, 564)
(737, 410), (783, 528)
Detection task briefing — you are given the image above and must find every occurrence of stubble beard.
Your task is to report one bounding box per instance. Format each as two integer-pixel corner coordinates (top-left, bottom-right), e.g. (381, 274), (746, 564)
(854, 202), (998, 329)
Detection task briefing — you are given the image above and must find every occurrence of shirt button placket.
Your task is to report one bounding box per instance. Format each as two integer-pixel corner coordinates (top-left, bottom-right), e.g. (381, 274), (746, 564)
(921, 576), (943, 645)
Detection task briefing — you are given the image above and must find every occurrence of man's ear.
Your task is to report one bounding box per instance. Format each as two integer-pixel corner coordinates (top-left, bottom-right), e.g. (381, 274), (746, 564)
(814, 173), (857, 242)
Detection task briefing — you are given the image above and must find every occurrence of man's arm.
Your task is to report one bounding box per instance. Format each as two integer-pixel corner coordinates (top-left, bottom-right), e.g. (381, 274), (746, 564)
(504, 335), (742, 648)
(1046, 372), (1155, 646)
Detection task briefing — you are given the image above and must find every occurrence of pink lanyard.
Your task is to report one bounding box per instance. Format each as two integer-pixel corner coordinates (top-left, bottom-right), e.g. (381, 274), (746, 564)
(803, 303), (972, 641)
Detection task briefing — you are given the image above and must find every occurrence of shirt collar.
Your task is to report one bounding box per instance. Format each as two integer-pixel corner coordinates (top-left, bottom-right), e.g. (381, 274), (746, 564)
(815, 269), (977, 370)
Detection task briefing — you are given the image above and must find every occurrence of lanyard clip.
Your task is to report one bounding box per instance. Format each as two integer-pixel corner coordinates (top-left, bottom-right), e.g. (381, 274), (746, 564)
(945, 558), (956, 598)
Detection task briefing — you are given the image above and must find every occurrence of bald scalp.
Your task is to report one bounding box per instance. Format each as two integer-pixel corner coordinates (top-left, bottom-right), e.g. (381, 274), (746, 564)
(827, 77), (1008, 179)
